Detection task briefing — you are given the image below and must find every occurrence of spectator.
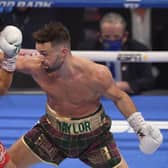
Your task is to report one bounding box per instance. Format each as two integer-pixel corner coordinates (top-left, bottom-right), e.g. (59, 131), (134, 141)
(78, 8), (100, 50)
(131, 8), (152, 49)
(79, 12), (155, 94)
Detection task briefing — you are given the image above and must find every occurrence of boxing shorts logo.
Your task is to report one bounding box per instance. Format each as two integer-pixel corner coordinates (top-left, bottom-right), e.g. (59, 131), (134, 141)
(58, 121), (91, 134)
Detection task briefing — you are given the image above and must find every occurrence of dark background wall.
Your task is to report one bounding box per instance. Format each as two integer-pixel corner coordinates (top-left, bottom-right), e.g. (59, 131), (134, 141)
(1, 7), (168, 91)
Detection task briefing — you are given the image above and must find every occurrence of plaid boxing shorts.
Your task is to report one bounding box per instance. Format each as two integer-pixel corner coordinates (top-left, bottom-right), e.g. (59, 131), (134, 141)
(22, 104), (122, 168)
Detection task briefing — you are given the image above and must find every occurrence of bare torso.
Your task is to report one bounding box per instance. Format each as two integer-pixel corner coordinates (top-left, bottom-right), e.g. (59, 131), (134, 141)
(32, 56), (103, 118)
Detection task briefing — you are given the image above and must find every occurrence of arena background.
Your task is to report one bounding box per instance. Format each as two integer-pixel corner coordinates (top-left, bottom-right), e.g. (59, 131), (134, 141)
(0, 1), (168, 92)
(0, 0), (168, 168)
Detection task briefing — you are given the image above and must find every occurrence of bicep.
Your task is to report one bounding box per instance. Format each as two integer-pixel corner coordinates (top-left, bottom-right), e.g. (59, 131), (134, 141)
(103, 79), (123, 102)
(102, 74), (137, 118)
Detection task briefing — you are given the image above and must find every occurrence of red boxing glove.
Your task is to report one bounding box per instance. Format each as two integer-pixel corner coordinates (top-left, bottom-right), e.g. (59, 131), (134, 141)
(0, 142), (10, 168)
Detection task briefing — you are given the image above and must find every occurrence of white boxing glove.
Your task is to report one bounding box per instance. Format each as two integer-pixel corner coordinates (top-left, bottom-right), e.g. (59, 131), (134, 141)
(0, 25), (23, 72)
(127, 112), (163, 154)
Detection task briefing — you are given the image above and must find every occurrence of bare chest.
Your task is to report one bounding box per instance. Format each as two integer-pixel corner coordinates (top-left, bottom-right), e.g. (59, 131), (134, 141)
(34, 74), (99, 104)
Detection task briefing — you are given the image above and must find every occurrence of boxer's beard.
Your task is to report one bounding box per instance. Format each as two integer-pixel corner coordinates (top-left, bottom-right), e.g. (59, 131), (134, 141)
(45, 67), (57, 73)
(45, 66), (60, 73)
(45, 60), (63, 73)
(42, 54), (64, 73)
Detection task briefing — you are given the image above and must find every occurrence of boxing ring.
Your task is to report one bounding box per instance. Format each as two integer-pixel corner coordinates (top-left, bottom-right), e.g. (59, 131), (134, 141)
(0, 51), (168, 168)
(0, 93), (168, 168)
(1, 0), (168, 167)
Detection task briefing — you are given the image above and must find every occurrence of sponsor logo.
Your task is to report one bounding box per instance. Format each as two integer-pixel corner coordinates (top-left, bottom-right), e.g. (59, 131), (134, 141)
(0, 1), (52, 8)
(124, 3), (140, 8)
(117, 53), (142, 62)
(124, 0), (141, 8)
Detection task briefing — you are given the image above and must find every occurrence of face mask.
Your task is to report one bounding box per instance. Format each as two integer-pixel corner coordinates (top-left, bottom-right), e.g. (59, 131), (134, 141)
(102, 39), (122, 51)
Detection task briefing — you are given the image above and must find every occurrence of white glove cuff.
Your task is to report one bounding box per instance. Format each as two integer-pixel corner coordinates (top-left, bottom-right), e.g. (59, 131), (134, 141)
(127, 112), (146, 133)
(1, 56), (16, 72)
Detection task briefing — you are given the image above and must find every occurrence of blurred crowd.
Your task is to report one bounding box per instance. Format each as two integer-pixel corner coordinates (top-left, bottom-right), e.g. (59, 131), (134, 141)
(1, 7), (168, 94)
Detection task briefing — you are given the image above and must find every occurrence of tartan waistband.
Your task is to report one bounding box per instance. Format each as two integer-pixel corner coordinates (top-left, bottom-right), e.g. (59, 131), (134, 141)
(46, 104), (106, 135)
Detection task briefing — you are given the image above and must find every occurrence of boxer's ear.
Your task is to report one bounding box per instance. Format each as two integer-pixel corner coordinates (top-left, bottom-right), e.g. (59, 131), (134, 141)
(61, 47), (69, 57)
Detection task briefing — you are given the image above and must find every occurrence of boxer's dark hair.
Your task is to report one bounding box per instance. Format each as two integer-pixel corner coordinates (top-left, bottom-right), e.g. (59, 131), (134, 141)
(33, 22), (71, 48)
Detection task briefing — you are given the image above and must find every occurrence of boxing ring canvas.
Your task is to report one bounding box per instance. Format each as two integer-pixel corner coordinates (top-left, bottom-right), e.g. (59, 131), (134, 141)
(0, 93), (167, 168)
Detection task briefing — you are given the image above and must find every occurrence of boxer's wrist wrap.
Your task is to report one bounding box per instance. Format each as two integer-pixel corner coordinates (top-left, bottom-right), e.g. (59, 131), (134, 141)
(0, 142), (10, 168)
(127, 112), (146, 133)
(1, 56), (16, 72)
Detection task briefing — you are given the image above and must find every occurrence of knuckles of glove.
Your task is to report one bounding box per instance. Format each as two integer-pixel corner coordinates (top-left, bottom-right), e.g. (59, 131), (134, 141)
(138, 124), (163, 154)
(0, 25), (23, 58)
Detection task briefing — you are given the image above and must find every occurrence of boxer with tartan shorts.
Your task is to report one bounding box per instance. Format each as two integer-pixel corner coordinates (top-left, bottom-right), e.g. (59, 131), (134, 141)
(8, 22), (163, 168)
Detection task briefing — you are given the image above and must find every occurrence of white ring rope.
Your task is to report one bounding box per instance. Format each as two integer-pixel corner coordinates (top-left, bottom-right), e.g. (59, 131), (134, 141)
(3, 49), (168, 63)
(18, 50), (165, 81)
(72, 51), (168, 62)
(19, 49), (168, 62)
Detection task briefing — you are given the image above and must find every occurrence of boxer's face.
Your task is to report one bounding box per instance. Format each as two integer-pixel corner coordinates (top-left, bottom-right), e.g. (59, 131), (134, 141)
(36, 42), (67, 73)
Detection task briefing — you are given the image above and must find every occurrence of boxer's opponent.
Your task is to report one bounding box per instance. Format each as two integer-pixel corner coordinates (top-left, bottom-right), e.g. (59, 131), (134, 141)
(9, 22), (163, 168)
(0, 25), (22, 168)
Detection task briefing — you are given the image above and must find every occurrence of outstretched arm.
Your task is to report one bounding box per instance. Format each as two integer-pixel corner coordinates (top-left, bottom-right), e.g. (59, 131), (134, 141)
(96, 65), (137, 118)
(96, 65), (163, 154)
(16, 49), (42, 74)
